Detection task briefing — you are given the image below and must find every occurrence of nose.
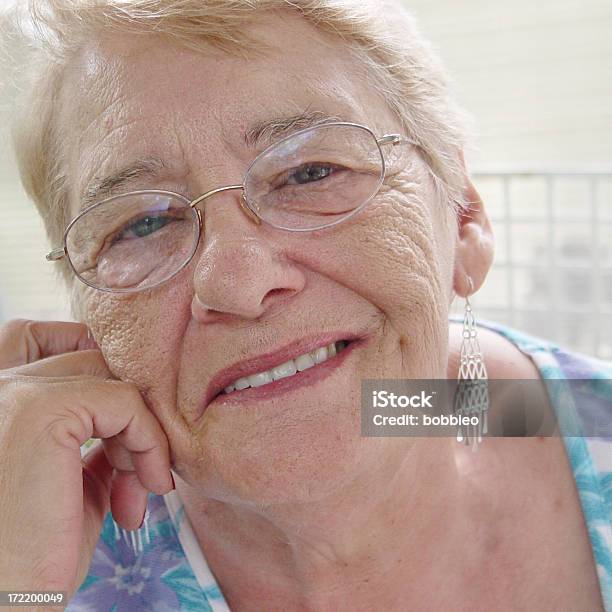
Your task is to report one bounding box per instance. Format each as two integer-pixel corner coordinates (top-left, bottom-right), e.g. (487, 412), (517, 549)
(190, 189), (306, 323)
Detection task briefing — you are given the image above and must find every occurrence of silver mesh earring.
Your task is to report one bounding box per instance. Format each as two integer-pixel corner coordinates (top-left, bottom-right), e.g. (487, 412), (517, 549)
(454, 276), (489, 449)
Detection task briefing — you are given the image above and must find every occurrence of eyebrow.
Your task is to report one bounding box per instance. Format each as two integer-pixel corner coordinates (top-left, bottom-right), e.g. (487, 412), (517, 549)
(243, 109), (344, 148)
(80, 109), (345, 211)
(81, 157), (167, 211)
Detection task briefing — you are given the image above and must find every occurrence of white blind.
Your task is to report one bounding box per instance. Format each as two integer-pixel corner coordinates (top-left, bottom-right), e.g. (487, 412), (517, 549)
(0, 151), (72, 323)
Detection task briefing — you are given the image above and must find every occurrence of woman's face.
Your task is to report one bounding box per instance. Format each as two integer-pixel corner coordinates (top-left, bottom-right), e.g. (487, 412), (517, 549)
(60, 13), (460, 503)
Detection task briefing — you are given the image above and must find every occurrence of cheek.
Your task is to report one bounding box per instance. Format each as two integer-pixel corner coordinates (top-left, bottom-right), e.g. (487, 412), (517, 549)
(297, 178), (455, 376)
(80, 281), (192, 392)
(324, 185), (454, 324)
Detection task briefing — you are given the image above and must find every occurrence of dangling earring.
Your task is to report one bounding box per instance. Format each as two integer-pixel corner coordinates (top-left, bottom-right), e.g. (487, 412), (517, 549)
(454, 276), (489, 450)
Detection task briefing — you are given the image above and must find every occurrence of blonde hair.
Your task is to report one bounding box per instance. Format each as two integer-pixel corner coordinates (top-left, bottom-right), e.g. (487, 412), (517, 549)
(4, 0), (470, 283)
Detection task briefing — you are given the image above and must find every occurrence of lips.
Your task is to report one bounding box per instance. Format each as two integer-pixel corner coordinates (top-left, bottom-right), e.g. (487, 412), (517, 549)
(201, 332), (362, 414)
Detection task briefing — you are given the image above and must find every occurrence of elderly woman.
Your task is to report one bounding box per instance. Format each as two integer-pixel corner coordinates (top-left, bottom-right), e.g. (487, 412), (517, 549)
(0, 0), (610, 610)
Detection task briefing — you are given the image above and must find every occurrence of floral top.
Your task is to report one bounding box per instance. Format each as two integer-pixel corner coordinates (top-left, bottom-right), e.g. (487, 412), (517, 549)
(66, 322), (612, 611)
(65, 489), (228, 612)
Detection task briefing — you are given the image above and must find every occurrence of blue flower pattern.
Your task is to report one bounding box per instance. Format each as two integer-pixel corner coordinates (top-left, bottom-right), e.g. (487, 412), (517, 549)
(66, 492), (228, 611)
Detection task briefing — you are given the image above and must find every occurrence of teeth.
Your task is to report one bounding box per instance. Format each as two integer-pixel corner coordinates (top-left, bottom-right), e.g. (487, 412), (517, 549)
(222, 340), (349, 395)
(234, 377), (250, 391)
(248, 371), (273, 388)
(295, 353), (315, 371)
(271, 360), (297, 381)
(311, 346), (328, 364)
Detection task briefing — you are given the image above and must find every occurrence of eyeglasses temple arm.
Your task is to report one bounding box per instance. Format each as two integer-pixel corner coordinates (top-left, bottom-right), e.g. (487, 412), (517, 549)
(377, 134), (420, 175)
(377, 134), (419, 148)
(46, 247), (66, 262)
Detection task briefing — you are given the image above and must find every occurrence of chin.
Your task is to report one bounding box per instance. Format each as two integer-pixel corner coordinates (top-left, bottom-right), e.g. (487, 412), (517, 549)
(179, 406), (368, 507)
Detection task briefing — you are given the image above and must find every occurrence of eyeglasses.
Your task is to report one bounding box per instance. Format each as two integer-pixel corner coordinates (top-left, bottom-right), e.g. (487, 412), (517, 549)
(46, 122), (416, 293)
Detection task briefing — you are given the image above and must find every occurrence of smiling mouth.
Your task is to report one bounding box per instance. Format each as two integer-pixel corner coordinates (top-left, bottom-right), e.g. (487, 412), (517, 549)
(219, 340), (350, 397)
(198, 333), (364, 416)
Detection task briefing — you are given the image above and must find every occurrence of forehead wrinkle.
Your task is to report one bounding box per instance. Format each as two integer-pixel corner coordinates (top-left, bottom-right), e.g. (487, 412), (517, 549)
(68, 96), (189, 216)
(60, 36), (191, 209)
(77, 116), (151, 184)
(63, 42), (128, 140)
(63, 19), (401, 222)
(61, 72), (132, 214)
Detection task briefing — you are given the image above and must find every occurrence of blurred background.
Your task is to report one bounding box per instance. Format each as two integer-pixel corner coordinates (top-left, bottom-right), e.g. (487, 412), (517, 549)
(0, 0), (611, 357)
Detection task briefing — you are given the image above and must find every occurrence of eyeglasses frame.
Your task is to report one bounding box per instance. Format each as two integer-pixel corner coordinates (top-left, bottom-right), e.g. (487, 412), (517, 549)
(46, 121), (417, 293)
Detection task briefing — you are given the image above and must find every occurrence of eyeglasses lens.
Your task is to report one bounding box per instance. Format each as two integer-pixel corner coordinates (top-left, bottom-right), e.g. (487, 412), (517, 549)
(66, 124), (384, 292)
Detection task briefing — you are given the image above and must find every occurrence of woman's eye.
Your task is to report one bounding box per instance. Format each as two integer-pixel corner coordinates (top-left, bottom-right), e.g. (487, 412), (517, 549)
(286, 163), (336, 185)
(120, 215), (173, 240)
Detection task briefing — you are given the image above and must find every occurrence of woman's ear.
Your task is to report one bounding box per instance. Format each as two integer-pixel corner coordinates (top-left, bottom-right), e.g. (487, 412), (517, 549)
(452, 155), (495, 297)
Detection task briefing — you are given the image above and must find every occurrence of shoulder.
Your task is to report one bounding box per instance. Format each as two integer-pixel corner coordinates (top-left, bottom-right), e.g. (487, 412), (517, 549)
(448, 320), (541, 380)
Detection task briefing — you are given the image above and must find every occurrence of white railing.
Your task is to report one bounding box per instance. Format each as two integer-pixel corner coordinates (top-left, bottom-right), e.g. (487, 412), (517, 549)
(467, 169), (612, 360)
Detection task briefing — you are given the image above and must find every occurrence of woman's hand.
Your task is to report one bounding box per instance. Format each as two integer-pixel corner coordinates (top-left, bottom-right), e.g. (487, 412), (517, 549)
(0, 320), (174, 599)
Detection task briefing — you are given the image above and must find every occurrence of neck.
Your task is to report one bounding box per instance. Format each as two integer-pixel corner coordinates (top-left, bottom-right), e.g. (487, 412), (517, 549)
(175, 436), (485, 609)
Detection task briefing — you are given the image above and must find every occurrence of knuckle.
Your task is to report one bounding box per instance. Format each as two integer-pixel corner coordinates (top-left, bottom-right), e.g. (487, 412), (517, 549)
(0, 318), (27, 347)
(108, 379), (145, 408)
(0, 378), (82, 439)
(0, 318), (30, 335)
(127, 382), (147, 406)
(0, 319), (35, 369)
(45, 410), (92, 450)
(87, 352), (114, 379)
